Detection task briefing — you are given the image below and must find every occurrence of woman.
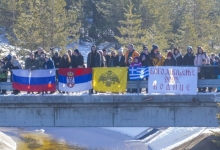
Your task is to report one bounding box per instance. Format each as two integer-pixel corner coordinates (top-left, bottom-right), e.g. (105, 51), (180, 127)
(115, 48), (126, 67)
(73, 49), (84, 68)
(152, 52), (165, 66)
(164, 51), (175, 66)
(172, 47), (183, 66)
(108, 50), (117, 67)
(194, 46), (210, 92)
(59, 54), (71, 68)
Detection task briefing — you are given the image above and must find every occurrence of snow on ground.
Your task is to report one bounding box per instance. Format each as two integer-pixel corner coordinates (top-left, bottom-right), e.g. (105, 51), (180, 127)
(103, 127), (149, 138)
(145, 127), (208, 150)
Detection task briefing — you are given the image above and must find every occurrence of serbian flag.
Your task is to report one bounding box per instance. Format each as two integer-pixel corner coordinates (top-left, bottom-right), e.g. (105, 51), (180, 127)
(58, 68), (92, 92)
(12, 69), (56, 92)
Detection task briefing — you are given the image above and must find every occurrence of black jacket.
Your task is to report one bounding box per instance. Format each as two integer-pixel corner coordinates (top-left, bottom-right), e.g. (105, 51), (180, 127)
(71, 55), (84, 67)
(139, 52), (151, 66)
(114, 55), (126, 67)
(172, 53), (183, 66)
(52, 56), (61, 68)
(59, 58), (71, 68)
(183, 53), (195, 66)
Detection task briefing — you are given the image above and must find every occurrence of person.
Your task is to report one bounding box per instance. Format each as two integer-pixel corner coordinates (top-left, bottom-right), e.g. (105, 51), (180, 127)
(67, 49), (73, 58)
(25, 53), (39, 94)
(25, 53), (39, 70)
(59, 54), (71, 68)
(0, 61), (8, 95)
(172, 47), (183, 66)
(183, 46), (195, 66)
(194, 46), (210, 92)
(34, 47), (44, 58)
(115, 48), (126, 67)
(139, 46), (151, 66)
(200, 59), (214, 93)
(125, 44), (140, 64)
(164, 51), (175, 66)
(73, 49), (84, 68)
(150, 44), (159, 59)
(11, 55), (22, 95)
(98, 50), (106, 67)
(210, 53), (216, 65)
(213, 56), (220, 92)
(87, 45), (101, 68)
(108, 50), (117, 67)
(43, 56), (55, 69)
(130, 57), (142, 67)
(52, 52), (61, 69)
(37, 52), (46, 69)
(152, 52), (165, 66)
(102, 49), (110, 67)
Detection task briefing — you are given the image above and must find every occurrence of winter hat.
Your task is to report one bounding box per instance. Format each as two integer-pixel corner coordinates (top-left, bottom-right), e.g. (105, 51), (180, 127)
(74, 49), (80, 55)
(143, 45), (148, 50)
(118, 48), (123, 53)
(152, 44), (158, 51)
(167, 51), (172, 57)
(187, 46), (192, 51)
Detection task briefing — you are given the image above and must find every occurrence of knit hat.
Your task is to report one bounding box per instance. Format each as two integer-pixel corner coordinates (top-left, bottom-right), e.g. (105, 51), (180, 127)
(167, 51), (172, 57)
(118, 48), (123, 53)
(143, 45), (148, 50)
(152, 44), (158, 51)
(74, 49), (80, 55)
(187, 46), (192, 51)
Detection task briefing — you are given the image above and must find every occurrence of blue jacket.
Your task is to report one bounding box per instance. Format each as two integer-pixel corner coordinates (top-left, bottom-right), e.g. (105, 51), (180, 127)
(43, 58), (55, 69)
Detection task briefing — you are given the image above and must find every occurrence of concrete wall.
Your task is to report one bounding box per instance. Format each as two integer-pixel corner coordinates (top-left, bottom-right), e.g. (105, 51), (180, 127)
(0, 94), (219, 127)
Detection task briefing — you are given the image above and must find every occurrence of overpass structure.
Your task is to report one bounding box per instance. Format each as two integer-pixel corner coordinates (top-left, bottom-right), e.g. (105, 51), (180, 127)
(0, 93), (219, 127)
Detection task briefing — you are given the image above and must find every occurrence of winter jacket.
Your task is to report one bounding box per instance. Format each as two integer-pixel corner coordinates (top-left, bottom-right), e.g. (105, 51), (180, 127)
(108, 56), (117, 67)
(104, 55), (110, 67)
(194, 53), (210, 66)
(200, 64), (214, 79)
(25, 58), (39, 70)
(164, 59), (175, 66)
(52, 56), (61, 68)
(125, 50), (140, 64)
(152, 56), (165, 66)
(37, 57), (45, 69)
(183, 53), (195, 66)
(43, 58), (55, 69)
(114, 55), (126, 67)
(172, 53), (183, 66)
(87, 51), (101, 68)
(59, 58), (71, 68)
(139, 52), (151, 66)
(71, 55), (84, 68)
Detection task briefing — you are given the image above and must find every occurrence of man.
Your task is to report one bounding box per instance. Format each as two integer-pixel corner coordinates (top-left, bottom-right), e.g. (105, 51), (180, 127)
(25, 53), (39, 70)
(125, 44), (140, 64)
(139, 45), (151, 66)
(183, 46), (195, 66)
(38, 52), (46, 69)
(25, 53), (39, 94)
(34, 47), (44, 58)
(52, 52), (61, 69)
(87, 45), (101, 68)
(102, 49), (110, 67)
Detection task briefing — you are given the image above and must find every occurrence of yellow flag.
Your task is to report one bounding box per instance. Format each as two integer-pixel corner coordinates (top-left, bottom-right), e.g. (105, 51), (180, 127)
(93, 67), (127, 92)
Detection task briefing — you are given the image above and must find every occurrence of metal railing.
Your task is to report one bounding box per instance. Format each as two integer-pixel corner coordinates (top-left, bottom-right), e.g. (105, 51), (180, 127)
(0, 79), (219, 94)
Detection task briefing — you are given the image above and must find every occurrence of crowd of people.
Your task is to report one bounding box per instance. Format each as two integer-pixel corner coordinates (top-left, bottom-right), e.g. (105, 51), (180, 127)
(0, 44), (219, 95)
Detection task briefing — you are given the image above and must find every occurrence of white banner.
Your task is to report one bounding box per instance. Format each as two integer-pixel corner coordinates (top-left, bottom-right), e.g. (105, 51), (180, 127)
(148, 67), (198, 95)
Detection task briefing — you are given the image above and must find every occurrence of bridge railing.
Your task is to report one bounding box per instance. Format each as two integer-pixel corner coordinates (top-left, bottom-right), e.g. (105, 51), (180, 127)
(0, 79), (220, 94)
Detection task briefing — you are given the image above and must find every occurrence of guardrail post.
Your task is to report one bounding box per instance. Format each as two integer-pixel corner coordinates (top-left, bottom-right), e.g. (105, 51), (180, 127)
(137, 80), (140, 94)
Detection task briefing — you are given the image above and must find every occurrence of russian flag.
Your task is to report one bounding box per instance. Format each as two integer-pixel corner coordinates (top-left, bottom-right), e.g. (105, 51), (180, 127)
(12, 69), (56, 92)
(58, 68), (92, 92)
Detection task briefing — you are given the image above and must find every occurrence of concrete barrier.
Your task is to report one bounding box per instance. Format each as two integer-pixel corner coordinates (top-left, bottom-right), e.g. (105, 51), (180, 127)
(0, 94), (219, 127)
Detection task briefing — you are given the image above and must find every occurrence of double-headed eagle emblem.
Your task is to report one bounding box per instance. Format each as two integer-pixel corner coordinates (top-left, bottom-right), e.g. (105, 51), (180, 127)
(98, 70), (120, 87)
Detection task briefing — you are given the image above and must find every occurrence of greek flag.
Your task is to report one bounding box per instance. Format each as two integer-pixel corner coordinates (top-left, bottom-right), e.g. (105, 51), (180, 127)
(129, 67), (149, 80)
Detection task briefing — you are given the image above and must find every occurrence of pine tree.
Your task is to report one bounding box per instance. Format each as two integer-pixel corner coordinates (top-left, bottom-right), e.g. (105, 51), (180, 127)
(115, 1), (149, 51)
